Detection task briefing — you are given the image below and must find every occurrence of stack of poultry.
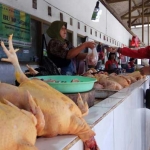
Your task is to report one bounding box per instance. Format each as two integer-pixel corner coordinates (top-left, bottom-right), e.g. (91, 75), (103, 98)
(0, 35), (99, 150)
(83, 68), (145, 91)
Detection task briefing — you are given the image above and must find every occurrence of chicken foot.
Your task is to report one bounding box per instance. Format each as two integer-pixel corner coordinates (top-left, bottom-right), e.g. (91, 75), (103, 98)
(1, 34), (29, 84)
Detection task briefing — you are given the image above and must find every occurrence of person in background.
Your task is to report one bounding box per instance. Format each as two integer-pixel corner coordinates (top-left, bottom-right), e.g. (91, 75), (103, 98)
(126, 58), (136, 73)
(46, 20), (95, 75)
(107, 46), (150, 75)
(105, 52), (118, 73)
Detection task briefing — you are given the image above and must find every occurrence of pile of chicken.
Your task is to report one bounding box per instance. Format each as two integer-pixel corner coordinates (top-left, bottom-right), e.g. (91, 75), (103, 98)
(0, 35), (99, 150)
(83, 68), (145, 91)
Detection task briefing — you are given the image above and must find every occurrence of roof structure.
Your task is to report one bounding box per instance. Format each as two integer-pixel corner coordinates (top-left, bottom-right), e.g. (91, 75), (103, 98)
(100, 0), (150, 45)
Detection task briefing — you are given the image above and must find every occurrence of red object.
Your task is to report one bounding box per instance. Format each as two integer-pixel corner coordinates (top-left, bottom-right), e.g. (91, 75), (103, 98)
(118, 53), (124, 59)
(119, 46), (150, 59)
(105, 60), (118, 70)
(128, 61), (135, 68)
(99, 51), (104, 60)
(130, 36), (140, 47)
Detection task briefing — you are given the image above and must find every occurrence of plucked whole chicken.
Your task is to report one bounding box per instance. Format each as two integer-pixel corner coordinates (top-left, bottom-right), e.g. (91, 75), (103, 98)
(0, 35), (99, 150)
(85, 68), (145, 91)
(0, 94), (40, 150)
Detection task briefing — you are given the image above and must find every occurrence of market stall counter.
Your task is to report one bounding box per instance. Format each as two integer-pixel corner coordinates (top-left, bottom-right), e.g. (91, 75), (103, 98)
(36, 76), (149, 150)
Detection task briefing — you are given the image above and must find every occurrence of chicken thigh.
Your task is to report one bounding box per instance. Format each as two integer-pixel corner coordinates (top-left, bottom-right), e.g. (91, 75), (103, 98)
(0, 98), (38, 150)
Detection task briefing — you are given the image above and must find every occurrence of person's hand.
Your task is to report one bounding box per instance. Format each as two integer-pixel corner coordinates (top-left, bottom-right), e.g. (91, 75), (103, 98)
(139, 66), (150, 75)
(84, 41), (96, 49)
(106, 47), (117, 53)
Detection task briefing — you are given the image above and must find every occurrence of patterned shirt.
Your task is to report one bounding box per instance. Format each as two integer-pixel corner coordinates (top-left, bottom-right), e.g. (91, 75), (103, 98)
(47, 39), (75, 74)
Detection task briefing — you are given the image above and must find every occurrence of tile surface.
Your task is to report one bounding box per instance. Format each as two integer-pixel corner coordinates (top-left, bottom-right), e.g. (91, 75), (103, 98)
(36, 135), (77, 150)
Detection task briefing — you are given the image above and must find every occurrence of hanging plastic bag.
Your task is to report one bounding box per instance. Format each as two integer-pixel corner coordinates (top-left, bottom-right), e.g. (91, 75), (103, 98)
(86, 47), (98, 66)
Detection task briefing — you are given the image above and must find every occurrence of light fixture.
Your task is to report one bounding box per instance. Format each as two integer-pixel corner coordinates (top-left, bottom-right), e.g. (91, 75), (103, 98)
(91, 1), (102, 22)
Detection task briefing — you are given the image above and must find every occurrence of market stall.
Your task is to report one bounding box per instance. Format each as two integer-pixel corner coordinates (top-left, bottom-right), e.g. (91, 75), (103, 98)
(36, 76), (149, 150)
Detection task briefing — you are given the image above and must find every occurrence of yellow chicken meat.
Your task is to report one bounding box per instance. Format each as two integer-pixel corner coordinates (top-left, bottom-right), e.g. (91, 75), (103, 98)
(0, 34), (99, 150)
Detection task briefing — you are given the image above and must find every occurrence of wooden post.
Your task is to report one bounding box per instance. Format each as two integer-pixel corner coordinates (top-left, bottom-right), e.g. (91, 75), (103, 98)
(142, 0), (144, 42)
(128, 0), (131, 28)
(148, 17), (150, 45)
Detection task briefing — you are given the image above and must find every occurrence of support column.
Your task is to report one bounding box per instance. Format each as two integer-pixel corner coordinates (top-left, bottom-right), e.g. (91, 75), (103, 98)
(148, 17), (149, 45)
(128, 0), (131, 28)
(142, 0), (144, 42)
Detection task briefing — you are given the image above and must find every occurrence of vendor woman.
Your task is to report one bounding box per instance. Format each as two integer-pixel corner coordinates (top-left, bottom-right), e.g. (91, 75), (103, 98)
(46, 20), (95, 75)
(105, 52), (118, 73)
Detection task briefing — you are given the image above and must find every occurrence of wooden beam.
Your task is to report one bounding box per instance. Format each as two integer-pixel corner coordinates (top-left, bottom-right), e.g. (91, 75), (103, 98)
(122, 13), (150, 19)
(131, 0), (141, 26)
(133, 5), (150, 9)
(131, 8), (148, 25)
(142, 0), (144, 42)
(121, 0), (150, 18)
(132, 0), (142, 15)
(131, 22), (150, 26)
(106, 0), (128, 3)
(148, 17), (149, 45)
(100, 0), (135, 35)
(128, 0), (131, 28)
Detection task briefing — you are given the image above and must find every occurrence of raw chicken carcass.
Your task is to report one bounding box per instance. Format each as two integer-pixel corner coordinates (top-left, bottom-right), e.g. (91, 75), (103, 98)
(119, 75), (137, 84)
(127, 71), (145, 80)
(109, 74), (129, 88)
(0, 94), (40, 150)
(0, 35), (99, 150)
(95, 74), (123, 90)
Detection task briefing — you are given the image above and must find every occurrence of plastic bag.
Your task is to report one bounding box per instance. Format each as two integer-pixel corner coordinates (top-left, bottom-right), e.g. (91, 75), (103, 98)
(87, 47), (98, 66)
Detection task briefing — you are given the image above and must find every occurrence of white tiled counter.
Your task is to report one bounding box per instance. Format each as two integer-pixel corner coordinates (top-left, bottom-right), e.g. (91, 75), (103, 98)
(36, 76), (149, 150)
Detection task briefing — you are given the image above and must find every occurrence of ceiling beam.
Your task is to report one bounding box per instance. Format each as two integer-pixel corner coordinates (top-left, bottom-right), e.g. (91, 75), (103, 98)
(123, 13), (150, 19)
(133, 5), (150, 9)
(131, 8), (148, 24)
(100, 0), (134, 35)
(131, 22), (150, 26)
(106, 0), (128, 3)
(131, 0), (141, 25)
(121, 0), (150, 18)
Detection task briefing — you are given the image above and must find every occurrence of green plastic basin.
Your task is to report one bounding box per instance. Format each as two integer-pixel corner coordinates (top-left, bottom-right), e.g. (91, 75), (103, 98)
(33, 75), (97, 93)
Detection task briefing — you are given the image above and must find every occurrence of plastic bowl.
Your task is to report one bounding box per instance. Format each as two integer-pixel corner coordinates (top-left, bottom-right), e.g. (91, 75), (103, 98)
(33, 75), (97, 93)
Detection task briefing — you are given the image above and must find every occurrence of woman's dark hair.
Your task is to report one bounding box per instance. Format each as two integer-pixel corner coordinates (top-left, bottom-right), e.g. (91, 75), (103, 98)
(129, 58), (135, 61)
(108, 53), (116, 60)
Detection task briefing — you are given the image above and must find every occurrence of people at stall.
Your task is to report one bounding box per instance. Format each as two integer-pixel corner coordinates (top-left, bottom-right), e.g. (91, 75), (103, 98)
(126, 58), (136, 73)
(107, 46), (150, 75)
(105, 52), (118, 73)
(46, 20), (96, 75)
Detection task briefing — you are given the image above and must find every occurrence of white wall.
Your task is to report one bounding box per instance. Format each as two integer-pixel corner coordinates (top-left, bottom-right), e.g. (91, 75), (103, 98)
(132, 26), (150, 46)
(0, 0), (132, 47)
